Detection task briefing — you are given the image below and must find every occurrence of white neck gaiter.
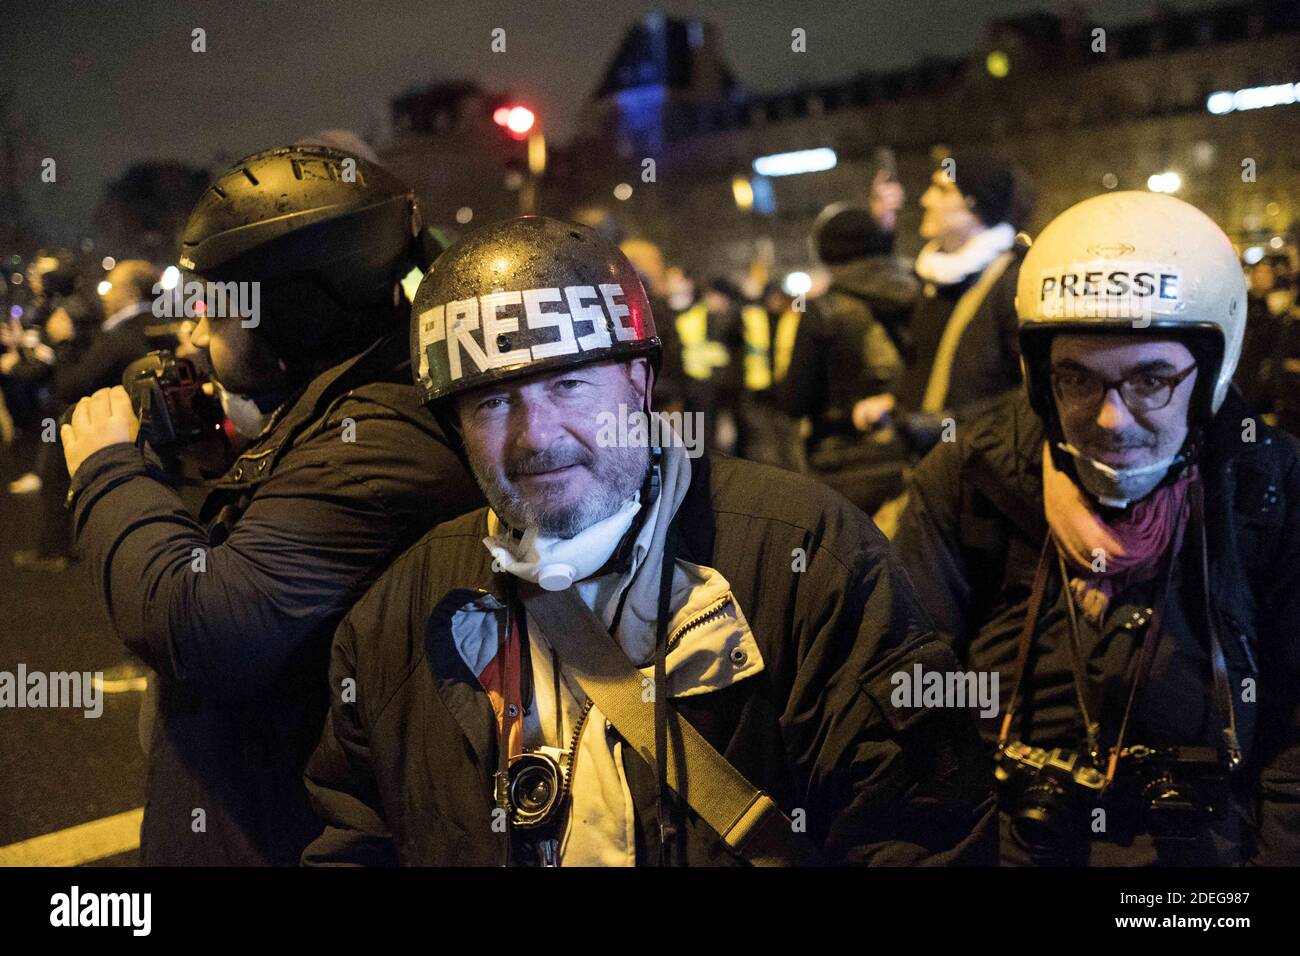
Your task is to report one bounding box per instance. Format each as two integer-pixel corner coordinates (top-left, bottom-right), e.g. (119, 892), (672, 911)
(1055, 441), (1184, 509)
(915, 221), (1015, 287)
(219, 385), (272, 439)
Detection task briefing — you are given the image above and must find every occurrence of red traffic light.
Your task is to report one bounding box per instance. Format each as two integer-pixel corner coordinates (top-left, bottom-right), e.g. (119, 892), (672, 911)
(493, 105), (535, 139)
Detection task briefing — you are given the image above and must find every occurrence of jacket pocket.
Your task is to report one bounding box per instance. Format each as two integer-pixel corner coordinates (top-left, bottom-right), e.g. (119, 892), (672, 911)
(856, 636), (994, 801)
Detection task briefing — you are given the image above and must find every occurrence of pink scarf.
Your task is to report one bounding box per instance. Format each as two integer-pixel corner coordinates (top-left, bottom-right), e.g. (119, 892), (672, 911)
(1042, 443), (1193, 622)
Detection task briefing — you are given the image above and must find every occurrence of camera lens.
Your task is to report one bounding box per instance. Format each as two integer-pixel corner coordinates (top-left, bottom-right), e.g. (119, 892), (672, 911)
(515, 766), (554, 812)
(1010, 778), (1078, 857)
(508, 752), (564, 829)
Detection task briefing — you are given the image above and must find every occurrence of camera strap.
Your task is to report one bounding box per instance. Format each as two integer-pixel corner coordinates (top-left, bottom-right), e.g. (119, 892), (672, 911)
(1189, 480), (1242, 769)
(998, 531), (1116, 771)
(997, 534), (1058, 750)
(1054, 547), (1104, 760)
(493, 599), (515, 866)
(518, 576), (824, 867)
(1105, 513), (1180, 790)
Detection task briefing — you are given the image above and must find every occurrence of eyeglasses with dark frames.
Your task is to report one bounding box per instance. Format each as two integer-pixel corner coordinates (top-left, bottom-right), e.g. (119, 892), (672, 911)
(1050, 363), (1197, 412)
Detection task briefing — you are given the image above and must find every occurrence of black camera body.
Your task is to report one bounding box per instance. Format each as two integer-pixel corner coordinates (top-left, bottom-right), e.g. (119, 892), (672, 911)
(996, 741), (1228, 861)
(995, 742), (1106, 858)
(121, 350), (223, 448)
(506, 745), (572, 866)
(1120, 743), (1229, 840)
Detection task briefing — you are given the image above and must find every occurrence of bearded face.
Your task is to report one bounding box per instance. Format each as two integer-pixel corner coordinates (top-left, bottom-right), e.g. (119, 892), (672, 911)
(458, 359), (650, 537)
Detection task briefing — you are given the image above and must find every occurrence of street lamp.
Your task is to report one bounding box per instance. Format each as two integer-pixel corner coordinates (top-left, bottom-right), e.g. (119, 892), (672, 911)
(1147, 171), (1182, 194)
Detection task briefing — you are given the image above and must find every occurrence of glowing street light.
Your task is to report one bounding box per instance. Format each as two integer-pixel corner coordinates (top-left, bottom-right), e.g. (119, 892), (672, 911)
(494, 105), (536, 139)
(752, 147), (836, 178)
(783, 271), (812, 296)
(1147, 171), (1182, 193)
(732, 176), (755, 211)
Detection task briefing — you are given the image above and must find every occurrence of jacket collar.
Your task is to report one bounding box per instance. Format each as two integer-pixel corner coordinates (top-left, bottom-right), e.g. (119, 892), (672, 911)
(962, 393), (1048, 542)
(419, 452), (721, 773)
(670, 450), (716, 566)
(425, 583), (499, 772)
(206, 333), (405, 493)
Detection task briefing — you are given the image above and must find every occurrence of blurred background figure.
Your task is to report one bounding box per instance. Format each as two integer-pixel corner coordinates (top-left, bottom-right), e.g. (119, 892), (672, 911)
(2, 251), (99, 488)
(8, 259), (169, 571)
(857, 151), (1034, 459)
(674, 275), (745, 454)
(1237, 252), (1296, 418)
(735, 280), (804, 470)
(781, 196), (915, 511)
(1258, 249), (1300, 436)
(619, 237), (686, 414)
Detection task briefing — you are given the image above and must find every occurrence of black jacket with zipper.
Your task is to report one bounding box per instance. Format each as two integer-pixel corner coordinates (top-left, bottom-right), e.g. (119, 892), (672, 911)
(67, 331), (482, 865)
(303, 453), (997, 866)
(892, 389), (1300, 865)
(781, 256), (916, 450)
(894, 247), (1024, 432)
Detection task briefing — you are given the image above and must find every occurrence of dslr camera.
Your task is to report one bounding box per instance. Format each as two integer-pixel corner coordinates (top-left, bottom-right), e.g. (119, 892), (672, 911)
(995, 742), (1106, 860)
(505, 745), (573, 866)
(121, 350), (224, 448)
(997, 740), (1229, 861)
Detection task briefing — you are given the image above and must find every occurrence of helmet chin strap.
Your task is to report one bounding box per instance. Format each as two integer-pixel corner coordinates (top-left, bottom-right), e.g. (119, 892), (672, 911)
(1054, 438), (1190, 509)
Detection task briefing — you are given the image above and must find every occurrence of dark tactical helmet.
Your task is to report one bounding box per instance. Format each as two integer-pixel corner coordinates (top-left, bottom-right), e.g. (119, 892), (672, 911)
(411, 216), (660, 411)
(179, 145), (425, 372)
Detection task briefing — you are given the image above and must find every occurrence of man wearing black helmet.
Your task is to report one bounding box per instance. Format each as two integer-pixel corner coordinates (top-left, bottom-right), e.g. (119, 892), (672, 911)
(59, 145), (481, 866)
(303, 216), (995, 867)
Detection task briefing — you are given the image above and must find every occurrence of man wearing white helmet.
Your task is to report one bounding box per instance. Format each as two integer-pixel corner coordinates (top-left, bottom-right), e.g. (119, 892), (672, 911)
(893, 191), (1300, 865)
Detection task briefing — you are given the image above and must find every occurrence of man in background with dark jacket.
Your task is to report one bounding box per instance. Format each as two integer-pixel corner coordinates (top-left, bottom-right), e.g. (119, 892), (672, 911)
(855, 151), (1032, 456)
(782, 202), (916, 510)
(59, 145), (481, 865)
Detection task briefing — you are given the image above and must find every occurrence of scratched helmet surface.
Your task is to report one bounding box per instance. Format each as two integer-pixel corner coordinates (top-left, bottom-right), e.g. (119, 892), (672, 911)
(179, 144), (425, 372)
(411, 216), (660, 405)
(1017, 191), (1246, 425)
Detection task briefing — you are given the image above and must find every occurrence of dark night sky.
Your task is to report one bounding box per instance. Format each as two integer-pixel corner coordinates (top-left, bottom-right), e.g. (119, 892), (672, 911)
(4, 0), (1225, 240)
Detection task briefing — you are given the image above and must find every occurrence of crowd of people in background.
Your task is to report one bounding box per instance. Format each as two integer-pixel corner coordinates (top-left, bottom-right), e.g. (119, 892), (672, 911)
(1, 255), (181, 571)
(3, 148), (1299, 563)
(2, 132), (1297, 869)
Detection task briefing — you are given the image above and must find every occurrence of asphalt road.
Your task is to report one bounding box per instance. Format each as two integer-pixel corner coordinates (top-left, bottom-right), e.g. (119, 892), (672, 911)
(0, 434), (146, 865)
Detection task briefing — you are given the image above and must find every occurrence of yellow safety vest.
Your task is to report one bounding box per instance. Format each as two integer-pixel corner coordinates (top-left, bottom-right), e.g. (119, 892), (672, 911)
(676, 304), (731, 381)
(679, 303), (802, 391)
(741, 304), (771, 392)
(743, 305), (802, 391)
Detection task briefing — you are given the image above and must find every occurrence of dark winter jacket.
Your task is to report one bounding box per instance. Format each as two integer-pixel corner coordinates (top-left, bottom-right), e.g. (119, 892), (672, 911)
(302, 453), (997, 866)
(54, 304), (176, 405)
(894, 247), (1024, 435)
(67, 331), (482, 865)
(892, 390), (1300, 865)
(782, 257), (916, 448)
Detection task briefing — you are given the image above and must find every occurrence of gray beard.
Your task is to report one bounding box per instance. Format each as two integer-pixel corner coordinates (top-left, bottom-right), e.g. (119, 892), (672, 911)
(470, 442), (649, 538)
